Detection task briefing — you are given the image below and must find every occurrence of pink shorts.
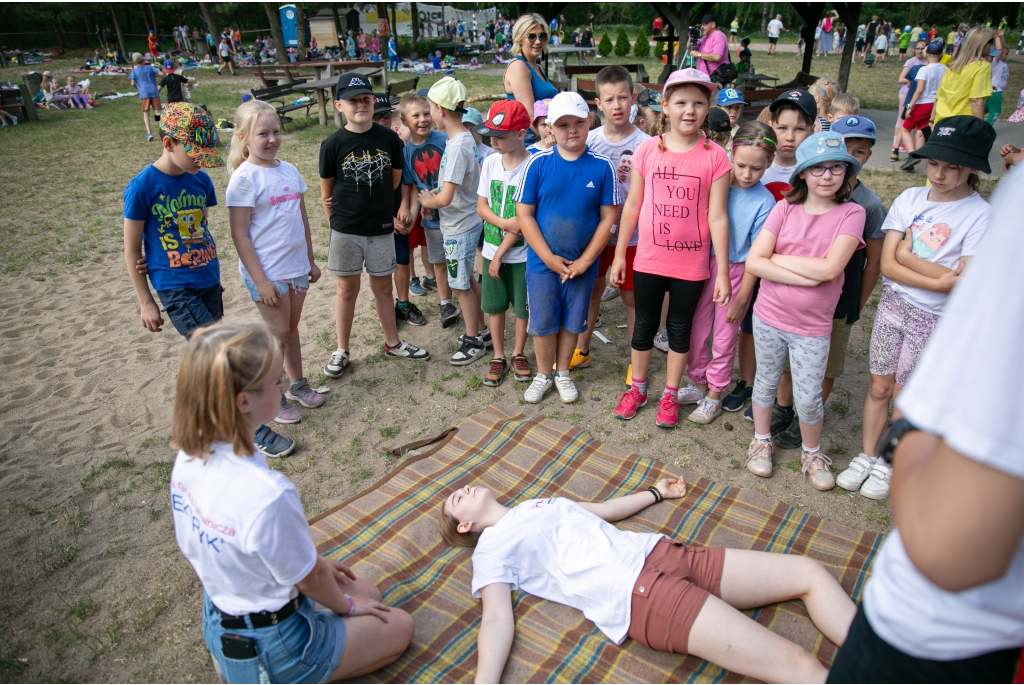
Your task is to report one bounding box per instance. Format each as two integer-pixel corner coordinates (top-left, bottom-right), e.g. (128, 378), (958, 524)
(869, 286), (940, 386)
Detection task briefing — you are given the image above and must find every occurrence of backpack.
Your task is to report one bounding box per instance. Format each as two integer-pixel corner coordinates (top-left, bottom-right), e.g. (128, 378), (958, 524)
(710, 37), (737, 85)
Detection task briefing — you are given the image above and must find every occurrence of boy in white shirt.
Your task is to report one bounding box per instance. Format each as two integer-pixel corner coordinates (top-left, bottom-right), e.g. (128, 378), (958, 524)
(986, 44), (1010, 125)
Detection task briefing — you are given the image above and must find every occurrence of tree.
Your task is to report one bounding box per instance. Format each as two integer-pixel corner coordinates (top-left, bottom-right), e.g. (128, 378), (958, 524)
(295, 2), (307, 51)
(109, 3), (128, 58)
(614, 26), (630, 56)
(264, 2), (285, 60)
(598, 31), (613, 56)
(198, 1), (216, 37)
(633, 27), (650, 57)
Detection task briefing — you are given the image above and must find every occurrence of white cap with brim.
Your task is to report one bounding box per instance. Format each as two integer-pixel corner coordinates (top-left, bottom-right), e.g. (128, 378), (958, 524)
(546, 91), (590, 124)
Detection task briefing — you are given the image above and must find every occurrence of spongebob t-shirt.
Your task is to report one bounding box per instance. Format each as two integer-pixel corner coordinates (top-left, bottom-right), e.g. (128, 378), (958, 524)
(123, 164), (219, 291)
(881, 185), (990, 314)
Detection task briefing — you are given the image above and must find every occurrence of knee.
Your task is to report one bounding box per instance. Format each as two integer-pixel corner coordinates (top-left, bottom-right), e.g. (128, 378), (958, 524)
(867, 376), (894, 402)
(388, 608), (415, 650)
(351, 578), (383, 602)
(794, 393), (823, 425)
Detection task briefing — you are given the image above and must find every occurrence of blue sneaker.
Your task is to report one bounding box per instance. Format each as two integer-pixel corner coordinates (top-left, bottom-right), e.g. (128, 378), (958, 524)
(722, 380), (752, 412)
(409, 277), (426, 296)
(254, 424), (295, 458)
(421, 277), (438, 292)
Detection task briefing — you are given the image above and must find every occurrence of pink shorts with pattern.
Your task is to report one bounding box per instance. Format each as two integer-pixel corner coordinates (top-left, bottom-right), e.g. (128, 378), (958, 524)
(869, 286), (940, 387)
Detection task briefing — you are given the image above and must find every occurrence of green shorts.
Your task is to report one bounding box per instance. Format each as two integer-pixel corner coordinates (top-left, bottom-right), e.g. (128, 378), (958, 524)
(481, 258), (528, 320)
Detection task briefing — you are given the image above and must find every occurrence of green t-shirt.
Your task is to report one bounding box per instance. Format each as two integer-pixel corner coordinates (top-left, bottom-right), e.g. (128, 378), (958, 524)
(899, 32), (912, 49)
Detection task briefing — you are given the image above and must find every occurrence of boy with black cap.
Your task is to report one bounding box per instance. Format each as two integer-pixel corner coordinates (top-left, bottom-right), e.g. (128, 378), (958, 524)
(473, 99), (534, 386)
(319, 73), (430, 382)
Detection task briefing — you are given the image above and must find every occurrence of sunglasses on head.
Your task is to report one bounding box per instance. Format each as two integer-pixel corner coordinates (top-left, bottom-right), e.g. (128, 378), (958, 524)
(527, 32), (549, 43)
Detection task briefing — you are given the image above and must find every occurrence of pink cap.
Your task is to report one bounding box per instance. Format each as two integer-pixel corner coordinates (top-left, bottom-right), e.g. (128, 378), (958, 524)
(533, 97), (552, 121)
(661, 68), (714, 98)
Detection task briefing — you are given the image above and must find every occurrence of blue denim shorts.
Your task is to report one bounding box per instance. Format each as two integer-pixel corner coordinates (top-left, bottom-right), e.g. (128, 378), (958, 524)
(241, 273), (310, 302)
(525, 265), (599, 337)
(394, 231), (410, 266)
(442, 223), (483, 291)
(156, 284), (224, 338)
(202, 593), (346, 684)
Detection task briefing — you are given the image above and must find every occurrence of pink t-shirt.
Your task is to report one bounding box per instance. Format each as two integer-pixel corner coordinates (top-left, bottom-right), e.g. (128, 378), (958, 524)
(631, 137), (731, 281)
(754, 200), (866, 337)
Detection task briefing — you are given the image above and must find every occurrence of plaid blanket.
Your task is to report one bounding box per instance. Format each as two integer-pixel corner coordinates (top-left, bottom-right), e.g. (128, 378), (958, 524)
(309, 406), (883, 683)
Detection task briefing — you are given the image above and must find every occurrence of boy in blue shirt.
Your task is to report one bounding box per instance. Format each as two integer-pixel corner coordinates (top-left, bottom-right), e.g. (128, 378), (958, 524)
(129, 52), (163, 141)
(122, 102), (294, 458)
(514, 91), (619, 404)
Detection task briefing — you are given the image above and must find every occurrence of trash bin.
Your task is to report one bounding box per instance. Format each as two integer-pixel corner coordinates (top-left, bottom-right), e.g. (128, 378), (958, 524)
(22, 71), (42, 98)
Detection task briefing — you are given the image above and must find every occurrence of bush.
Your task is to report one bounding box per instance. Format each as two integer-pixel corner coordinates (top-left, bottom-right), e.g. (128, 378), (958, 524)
(598, 32), (613, 57)
(614, 26), (631, 56)
(633, 27), (650, 57)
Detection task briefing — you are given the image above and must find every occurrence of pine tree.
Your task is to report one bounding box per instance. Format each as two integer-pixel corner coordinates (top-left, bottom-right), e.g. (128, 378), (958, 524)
(614, 26), (630, 56)
(633, 27), (650, 57)
(598, 31), (613, 57)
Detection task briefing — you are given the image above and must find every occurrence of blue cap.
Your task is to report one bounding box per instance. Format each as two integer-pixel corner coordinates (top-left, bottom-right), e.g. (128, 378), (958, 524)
(831, 115), (877, 146)
(462, 107), (484, 126)
(989, 45), (1002, 57)
(789, 131), (862, 184)
(716, 88), (748, 106)
(163, 60), (175, 70)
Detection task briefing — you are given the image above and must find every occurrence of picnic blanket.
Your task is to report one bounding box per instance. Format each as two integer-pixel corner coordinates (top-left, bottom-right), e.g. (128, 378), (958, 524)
(309, 406), (884, 683)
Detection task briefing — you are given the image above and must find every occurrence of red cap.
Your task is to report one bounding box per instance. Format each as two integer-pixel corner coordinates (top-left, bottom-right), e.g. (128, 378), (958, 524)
(474, 99), (531, 137)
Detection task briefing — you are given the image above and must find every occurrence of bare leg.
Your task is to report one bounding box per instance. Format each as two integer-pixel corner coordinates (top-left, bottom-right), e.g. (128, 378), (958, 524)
(821, 376), (836, 404)
(533, 333), (557, 375)
(798, 419), (824, 450)
(629, 348), (655, 385)
(335, 275), (361, 352)
(489, 311), (507, 359)
(142, 110), (152, 136)
(576, 276), (604, 353)
(451, 286), (480, 338)
(394, 264), (410, 301)
(777, 370), (793, 405)
(255, 289), (307, 382)
(420, 248), (434, 280)
(554, 327), (577, 372)
(621, 289), (636, 345)
(512, 316), (528, 356)
(328, 608), (414, 681)
(738, 331), (755, 384)
(435, 261), (452, 302)
(665, 350), (689, 389)
(368, 274), (401, 347)
(862, 373), (895, 456)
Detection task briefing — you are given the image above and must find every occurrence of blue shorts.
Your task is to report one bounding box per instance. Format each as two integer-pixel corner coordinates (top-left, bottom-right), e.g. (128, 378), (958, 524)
(394, 232), (410, 266)
(442, 223), (483, 291)
(156, 284), (224, 338)
(202, 593), (346, 684)
(525, 265), (599, 337)
(241, 273), (310, 302)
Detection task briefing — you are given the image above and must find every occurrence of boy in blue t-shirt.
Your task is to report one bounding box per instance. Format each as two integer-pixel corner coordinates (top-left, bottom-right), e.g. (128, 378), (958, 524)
(129, 52), (163, 141)
(514, 91), (619, 404)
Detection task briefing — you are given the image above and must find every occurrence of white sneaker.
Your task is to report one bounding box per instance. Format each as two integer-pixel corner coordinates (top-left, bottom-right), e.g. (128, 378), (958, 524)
(677, 383), (705, 405)
(836, 453), (878, 491)
(653, 328), (670, 352)
(860, 462), (892, 500)
(554, 373), (578, 403)
(524, 374), (553, 403)
(687, 398), (721, 424)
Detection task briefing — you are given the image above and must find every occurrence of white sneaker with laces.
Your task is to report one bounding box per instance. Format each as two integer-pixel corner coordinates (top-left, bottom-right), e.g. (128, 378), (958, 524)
(687, 398), (721, 424)
(653, 328), (670, 352)
(860, 462), (892, 500)
(554, 373), (578, 403)
(677, 383), (705, 405)
(837, 453), (879, 491)
(524, 374), (553, 403)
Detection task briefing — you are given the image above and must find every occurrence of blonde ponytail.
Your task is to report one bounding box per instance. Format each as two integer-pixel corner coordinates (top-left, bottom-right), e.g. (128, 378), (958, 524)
(228, 100), (278, 172)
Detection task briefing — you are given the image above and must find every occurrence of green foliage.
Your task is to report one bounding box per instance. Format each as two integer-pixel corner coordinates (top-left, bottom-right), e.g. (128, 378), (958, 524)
(598, 32), (613, 57)
(633, 28), (651, 58)
(614, 27), (630, 56)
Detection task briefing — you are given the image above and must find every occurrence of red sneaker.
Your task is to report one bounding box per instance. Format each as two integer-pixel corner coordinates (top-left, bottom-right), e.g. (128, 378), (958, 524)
(615, 387), (648, 420)
(655, 394), (678, 428)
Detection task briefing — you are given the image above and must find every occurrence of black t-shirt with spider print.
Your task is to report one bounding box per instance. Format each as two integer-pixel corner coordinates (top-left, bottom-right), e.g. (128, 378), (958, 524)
(319, 122), (405, 236)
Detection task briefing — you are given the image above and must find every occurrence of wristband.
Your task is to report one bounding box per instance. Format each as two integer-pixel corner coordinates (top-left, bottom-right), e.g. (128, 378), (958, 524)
(647, 486), (663, 504)
(340, 593), (354, 617)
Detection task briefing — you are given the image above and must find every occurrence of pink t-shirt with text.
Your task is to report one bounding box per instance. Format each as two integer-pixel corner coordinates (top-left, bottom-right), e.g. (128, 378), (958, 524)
(754, 200), (866, 337)
(631, 137), (731, 281)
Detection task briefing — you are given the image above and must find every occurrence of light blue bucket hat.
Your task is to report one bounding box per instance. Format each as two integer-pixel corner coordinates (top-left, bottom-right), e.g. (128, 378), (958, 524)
(789, 130), (862, 184)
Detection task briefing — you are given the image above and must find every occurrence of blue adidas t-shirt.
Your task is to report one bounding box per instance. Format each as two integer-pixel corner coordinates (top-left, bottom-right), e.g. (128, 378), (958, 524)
(123, 164), (220, 291)
(514, 146), (619, 274)
(402, 131), (447, 229)
(129, 64), (161, 99)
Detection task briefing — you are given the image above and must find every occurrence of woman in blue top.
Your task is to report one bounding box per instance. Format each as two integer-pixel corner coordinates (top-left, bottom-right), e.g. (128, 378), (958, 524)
(503, 13), (559, 143)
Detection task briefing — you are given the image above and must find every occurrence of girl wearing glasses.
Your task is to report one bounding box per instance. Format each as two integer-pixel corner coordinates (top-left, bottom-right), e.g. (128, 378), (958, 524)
(744, 132), (865, 492)
(503, 13), (558, 144)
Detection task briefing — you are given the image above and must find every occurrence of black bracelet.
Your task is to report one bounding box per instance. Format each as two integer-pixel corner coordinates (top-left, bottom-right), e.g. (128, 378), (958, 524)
(647, 486), (663, 504)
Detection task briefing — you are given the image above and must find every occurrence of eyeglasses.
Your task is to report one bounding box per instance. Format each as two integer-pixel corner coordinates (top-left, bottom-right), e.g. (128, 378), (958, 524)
(527, 32), (549, 43)
(808, 163), (848, 177)
(372, 111), (393, 121)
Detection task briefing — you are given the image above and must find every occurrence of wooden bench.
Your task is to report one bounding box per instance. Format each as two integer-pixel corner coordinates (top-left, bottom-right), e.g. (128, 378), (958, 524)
(251, 80), (315, 129)
(741, 86), (797, 116)
(568, 64), (651, 99)
(0, 84), (38, 123)
(385, 76), (419, 97)
(253, 65), (294, 88)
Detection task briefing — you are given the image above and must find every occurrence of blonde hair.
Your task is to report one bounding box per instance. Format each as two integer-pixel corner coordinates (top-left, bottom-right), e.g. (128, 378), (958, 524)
(950, 27), (995, 72)
(228, 100), (278, 172)
(829, 93), (860, 117)
(438, 497), (481, 547)
(398, 91), (429, 120)
(658, 83), (712, 152)
(756, 105), (773, 124)
(171, 322), (280, 461)
(512, 13), (549, 56)
(812, 78), (841, 116)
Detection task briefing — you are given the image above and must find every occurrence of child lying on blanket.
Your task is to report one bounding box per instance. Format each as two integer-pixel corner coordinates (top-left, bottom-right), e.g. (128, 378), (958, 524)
(440, 477), (856, 683)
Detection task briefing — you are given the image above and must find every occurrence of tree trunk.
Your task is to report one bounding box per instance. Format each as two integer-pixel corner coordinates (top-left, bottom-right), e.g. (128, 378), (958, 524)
(110, 3), (129, 58)
(331, 4), (343, 45)
(295, 2), (307, 53)
(411, 2), (420, 42)
(139, 2), (151, 33)
(377, 2), (390, 37)
(264, 2), (286, 61)
(53, 11), (67, 52)
(391, 3), (398, 34)
(834, 2), (861, 92)
(199, 1), (217, 37)
(760, 3), (768, 34)
(148, 2), (160, 46)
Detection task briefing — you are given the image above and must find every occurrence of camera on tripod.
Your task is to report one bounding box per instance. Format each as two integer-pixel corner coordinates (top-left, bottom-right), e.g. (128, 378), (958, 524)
(687, 25), (702, 45)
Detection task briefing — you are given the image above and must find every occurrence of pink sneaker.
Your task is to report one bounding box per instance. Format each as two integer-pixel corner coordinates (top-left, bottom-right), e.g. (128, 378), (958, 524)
(655, 394), (678, 428)
(275, 395), (301, 424)
(615, 387), (647, 420)
(285, 378), (326, 408)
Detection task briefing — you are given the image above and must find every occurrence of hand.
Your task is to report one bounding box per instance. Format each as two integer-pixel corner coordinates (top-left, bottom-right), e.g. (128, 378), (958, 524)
(322, 197), (333, 211)
(725, 295), (748, 323)
(328, 559), (357, 587)
(398, 208), (413, 228)
(140, 301), (164, 332)
(420, 205), (433, 220)
(256, 279), (280, 307)
(135, 256), (149, 276)
(936, 260), (965, 294)
(544, 254), (573, 280)
(565, 256), (593, 281)
(502, 216), (521, 236)
(896, 228), (915, 265)
(655, 476), (687, 500)
(309, 262), (321, 284)
(487, 257), (502, 280)
(418, 188), (438, 208)
(690, 50), (701, 59)
(999, 144), (1019, 158)
(713, 270), (732, 307)
(607, 257), (626, 287)
(347, 594), (393, 623)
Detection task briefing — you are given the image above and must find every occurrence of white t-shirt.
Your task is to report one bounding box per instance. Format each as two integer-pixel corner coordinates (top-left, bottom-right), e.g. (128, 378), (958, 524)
(761, 162), (796, 190)
(477, 152), (529, 263)
(992, 58), (1009, 93)
(226, 160), (311, 282)
(471, 497), (663, 644)
(865, 167), (1024, 661)
(767, 19), (784, 38)
(880, 186), (989, 314)
(915, 62), (947, 104)
(586, 126), (651, 246)
(874, 34), (888, 51)
(171, 442), (318, 615)
(438, 131), (483, 235)
(476, 141), (495, 167)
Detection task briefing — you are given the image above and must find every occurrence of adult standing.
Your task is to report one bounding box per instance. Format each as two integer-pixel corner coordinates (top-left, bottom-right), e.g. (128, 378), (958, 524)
(766, 14), (786, 55)
(689, 14), (728, 77)
(865, 15), (879, 54)
(503, 13), (558, 142)
(910, 22), (924, 43)
(820, 12), (835, 55)
(934, 28), (1001, 122)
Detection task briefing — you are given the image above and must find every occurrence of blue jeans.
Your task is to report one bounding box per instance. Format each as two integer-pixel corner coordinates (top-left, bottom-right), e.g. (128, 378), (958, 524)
(156, 284), (224, 338)
(202, 593), (347, 684)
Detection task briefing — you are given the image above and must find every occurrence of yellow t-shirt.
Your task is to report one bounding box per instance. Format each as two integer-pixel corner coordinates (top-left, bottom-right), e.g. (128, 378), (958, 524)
(939, 53), (952, 66)
(934, 60), (992, 122)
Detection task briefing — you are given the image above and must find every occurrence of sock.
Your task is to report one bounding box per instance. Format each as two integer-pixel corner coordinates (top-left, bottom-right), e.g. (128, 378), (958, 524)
(663, 384), (678, 400)
(632, 377), (647, 395)
(440, 299), (451, 307)
(154, 115), (160, 122)
(535, 372), (550, 382)
(706, 397), (721, 405)
(803, 444), (821, 454)
(754, 432), (771, 441)
(555, 369), (570, 378)
(397, 300), (409, 307)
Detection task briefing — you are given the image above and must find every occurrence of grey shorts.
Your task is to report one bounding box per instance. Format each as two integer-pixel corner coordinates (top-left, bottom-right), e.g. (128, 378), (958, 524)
(424, 226), (445, 265)
(326, 231), (397, 277)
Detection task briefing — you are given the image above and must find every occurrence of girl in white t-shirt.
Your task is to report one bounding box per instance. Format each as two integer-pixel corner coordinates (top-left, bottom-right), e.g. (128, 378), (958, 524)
(227, 100), (324, 425)
(171, 322), (413, 683)
(439, 477), (855, 683)
(840, 115), (993, 501)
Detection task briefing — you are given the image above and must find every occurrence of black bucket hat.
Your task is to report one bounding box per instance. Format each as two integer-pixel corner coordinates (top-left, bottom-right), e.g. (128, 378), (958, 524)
(909, 115), (996, 173)
(708, 107), (732, 133)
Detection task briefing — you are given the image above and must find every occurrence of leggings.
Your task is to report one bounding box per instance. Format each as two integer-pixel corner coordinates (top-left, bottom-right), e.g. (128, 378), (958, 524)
(631, 270), (706, 354)
(70, 94), (89, 107)
(752, 314), (830, 425)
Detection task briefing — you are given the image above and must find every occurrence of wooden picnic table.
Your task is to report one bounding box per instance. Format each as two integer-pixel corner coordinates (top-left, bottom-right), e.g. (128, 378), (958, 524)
(543, 46), (597, 76)
(736, 72), (780, 87)
(293, 78), (341, 128)
(301, 60), (387, 89)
